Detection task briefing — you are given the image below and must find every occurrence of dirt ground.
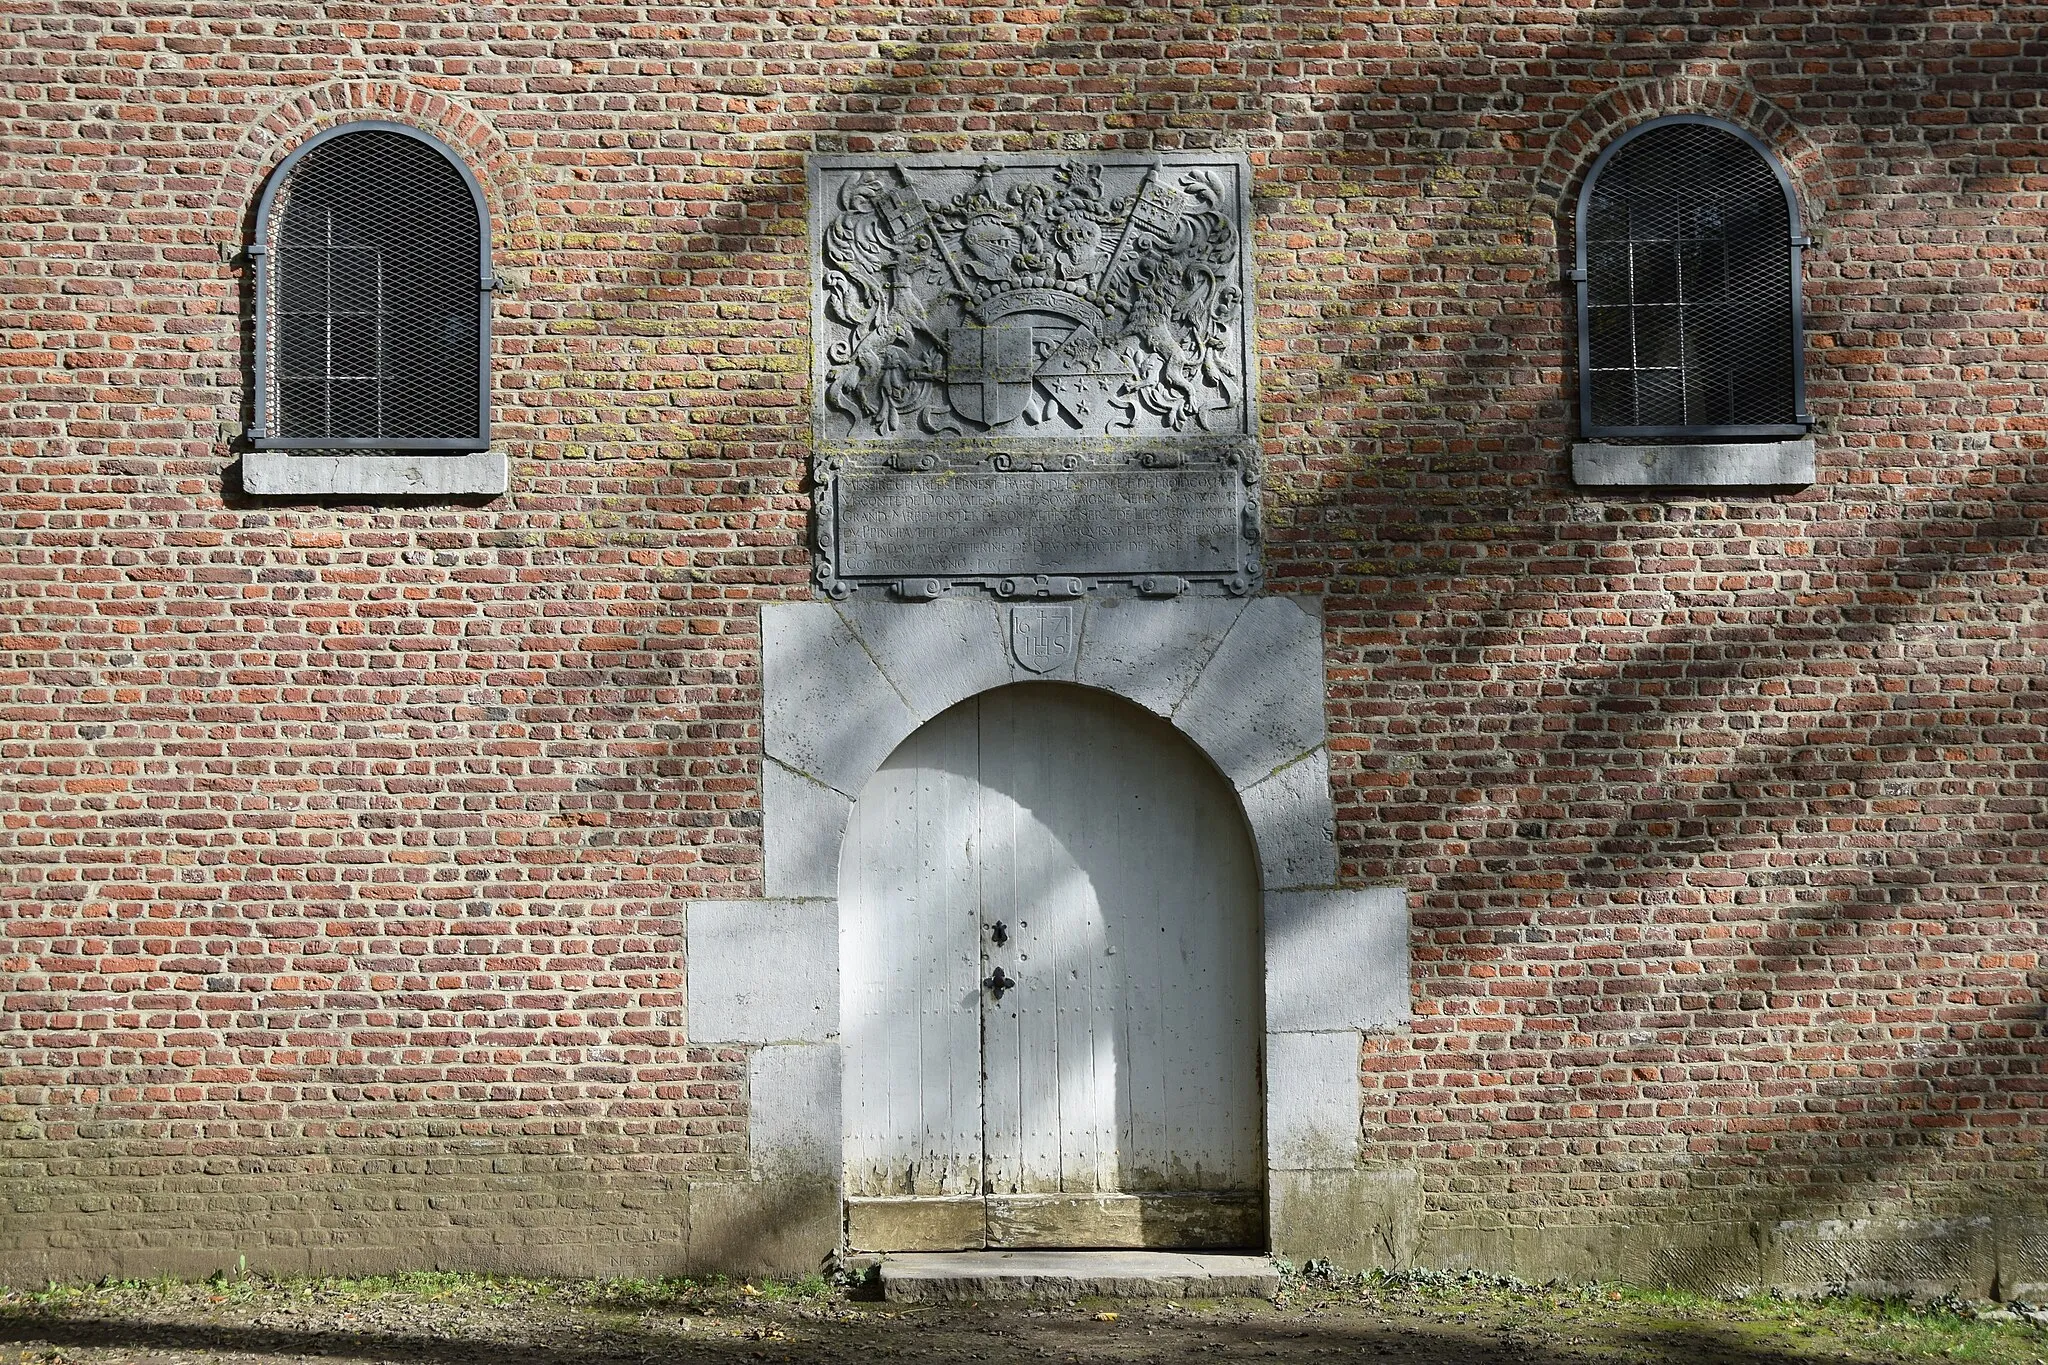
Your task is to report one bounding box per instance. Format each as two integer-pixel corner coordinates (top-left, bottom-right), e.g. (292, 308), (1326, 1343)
(3, 1267), (2046, 1365)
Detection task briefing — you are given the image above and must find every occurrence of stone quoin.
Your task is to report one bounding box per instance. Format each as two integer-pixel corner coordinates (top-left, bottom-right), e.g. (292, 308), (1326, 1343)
(1, 3), (2043, 1299)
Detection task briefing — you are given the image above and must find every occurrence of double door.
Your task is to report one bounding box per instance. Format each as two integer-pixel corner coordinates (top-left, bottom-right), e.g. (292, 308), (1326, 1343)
(840, 684), (1263, 1250)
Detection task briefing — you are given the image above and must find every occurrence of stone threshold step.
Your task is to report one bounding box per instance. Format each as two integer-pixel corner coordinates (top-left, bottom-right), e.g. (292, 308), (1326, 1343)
(879, 1250), (1281, 1302)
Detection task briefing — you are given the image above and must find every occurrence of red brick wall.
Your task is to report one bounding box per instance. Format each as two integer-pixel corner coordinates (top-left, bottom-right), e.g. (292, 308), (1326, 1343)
(2, 2), (2043, 1279)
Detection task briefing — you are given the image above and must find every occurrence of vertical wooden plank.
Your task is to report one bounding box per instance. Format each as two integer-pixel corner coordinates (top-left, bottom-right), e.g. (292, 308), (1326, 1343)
(978, 686), (1053, 1197)
(839, 698), (984, 1201)
(977, 687), (1018, 1195)
(1068, 690), (1122, 1196)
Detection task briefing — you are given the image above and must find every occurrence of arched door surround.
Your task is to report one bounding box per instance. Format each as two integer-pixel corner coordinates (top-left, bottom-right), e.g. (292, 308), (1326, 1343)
(680, 597), (1409, 1267)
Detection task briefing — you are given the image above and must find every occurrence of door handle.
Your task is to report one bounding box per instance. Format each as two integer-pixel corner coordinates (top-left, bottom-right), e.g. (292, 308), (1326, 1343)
(985, 966), (1016, 1001)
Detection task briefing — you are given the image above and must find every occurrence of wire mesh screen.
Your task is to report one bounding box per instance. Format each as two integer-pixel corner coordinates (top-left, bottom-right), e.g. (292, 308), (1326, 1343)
(1582, 122), (1798, 435)
(269, 130), (482, 443)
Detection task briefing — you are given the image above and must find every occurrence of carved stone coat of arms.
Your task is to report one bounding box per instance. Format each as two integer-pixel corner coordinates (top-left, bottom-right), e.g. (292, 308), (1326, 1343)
(807, 153), (1260, 600)
(812, 155), (1253, 442)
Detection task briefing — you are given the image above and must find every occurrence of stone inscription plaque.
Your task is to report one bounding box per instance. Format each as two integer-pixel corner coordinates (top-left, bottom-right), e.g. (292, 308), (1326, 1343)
(808, 152), (1261, 599)
(837, 469), (1242, 581)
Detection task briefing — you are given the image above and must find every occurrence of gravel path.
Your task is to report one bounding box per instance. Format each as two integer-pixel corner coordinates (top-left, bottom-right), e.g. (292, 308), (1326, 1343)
(3, 1270), (2044, 1365)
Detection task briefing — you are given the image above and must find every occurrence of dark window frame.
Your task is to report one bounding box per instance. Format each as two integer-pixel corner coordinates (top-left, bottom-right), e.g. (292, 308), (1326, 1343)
(250, 120), (493, 453)
(1573, 114), (1811, 444)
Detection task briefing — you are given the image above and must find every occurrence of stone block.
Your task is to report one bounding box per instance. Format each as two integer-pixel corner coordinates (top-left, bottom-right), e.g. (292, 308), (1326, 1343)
(879, 1250), (1281, 1302)
(1571, 438), (1815, 488)
(749, 1043), (840, 1181)
(1270, 1167), (1421, 1271)
(1003, 601), (1082, 681)
(808, 152), (1261, 600)
(687, 900), (837, 1044)
(837, 600), (1010, 722)
(762, 603), (918, 795)
(1769, 1217), (1995, 1299)
(848, 1197), (987, 1253)
(762, 759), (852, 901)
(242, 450), (509, 497)
(984, 1193), (1262, 1250)
(1239, 749), (1338, 892)
(832, 468), (1249, 588)
(1265, 1030), (1360, 1171)
(1266, 887), (1410, 1033)
(1998, 1212), (2048, 1301)
(687, 1178), (840, 1278)
(810, 153), (1255, 448)
(1637, 1222), (1768, 1295)
(1076, 597), (1249, 717)
(1175, 596), (1327, 789)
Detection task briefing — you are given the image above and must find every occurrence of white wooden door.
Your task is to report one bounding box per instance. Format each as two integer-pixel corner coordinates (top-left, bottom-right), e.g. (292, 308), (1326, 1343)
(841, 683), (1262, 1251)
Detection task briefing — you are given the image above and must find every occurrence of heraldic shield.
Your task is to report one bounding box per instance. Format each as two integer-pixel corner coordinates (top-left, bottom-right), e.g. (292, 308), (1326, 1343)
(1011, 605), (1074, 675)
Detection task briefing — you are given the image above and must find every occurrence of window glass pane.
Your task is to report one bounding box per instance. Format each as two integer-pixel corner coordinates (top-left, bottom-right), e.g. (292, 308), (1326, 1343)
(325, 248), (381, 315)
(1590, 371), (1636, 424)
(1625, 194), (1682, 243)
(1633, 369), (1686, 427)
(275, 378), (329, 436)
(276, 250), (328, 313)
(1729, 350), (1796, 425)
(328, 313), (381, 381)
(1586, 244), (1632, 307)
(1682, 302), (1740, 368)
(327, 379), (381, 436)
(1681, 197), (1727, 239)
(1586, 186), (1632, 242)
(1633, 307), (1683, 369)
(276, 316), (327, 380)
(1678, 241), (1727, 303)
(1683, 364), (1735, 427)
(1587, 307), (1633, 369)
(1631, 241), (1681, 305)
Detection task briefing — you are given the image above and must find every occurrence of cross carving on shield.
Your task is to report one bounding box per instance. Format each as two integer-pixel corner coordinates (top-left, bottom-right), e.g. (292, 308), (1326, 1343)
(1011, 605), (1073, 675)
(947, 324), (1037, 428)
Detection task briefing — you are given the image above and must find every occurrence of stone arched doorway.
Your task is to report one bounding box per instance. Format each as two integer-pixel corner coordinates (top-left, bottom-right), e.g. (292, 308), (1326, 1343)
(839, 682), (1263, 1251)
(676, 597), (1409, 1272)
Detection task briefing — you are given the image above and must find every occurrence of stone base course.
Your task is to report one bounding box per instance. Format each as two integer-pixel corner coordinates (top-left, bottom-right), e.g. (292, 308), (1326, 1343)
(0, 1152), (833, 1284)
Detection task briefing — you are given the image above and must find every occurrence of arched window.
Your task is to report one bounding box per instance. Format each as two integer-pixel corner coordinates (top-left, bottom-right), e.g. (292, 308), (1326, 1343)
(251, 122), (492, 452)
(1574, 115), (1809, 443)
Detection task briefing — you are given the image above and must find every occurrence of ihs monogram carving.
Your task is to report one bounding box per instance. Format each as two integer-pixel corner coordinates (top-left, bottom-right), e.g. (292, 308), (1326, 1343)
(813, 155), (1254, 442)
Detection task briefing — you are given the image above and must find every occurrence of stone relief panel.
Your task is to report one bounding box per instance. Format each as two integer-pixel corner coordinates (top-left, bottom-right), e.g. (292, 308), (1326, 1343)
(807, 153), (1260, 600)
(813, 154), (1254, 442)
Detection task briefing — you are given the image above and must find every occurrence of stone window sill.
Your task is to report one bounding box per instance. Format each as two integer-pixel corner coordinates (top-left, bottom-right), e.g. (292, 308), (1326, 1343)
(1571, 438), (1814, 489)
(242, 450), (508, 497)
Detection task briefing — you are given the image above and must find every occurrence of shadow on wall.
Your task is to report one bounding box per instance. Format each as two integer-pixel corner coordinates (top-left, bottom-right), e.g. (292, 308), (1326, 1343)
(485, 0), (2042, 1279)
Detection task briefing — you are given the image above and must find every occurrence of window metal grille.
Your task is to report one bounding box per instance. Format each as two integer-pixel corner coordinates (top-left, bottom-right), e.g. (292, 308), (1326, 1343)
(251, 122), (491, 451)
(1574, 116), (1809, 442)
